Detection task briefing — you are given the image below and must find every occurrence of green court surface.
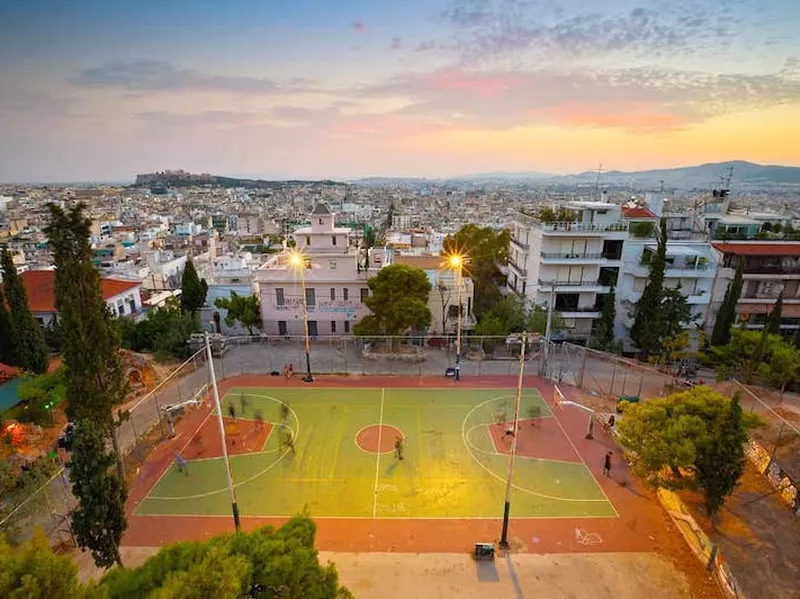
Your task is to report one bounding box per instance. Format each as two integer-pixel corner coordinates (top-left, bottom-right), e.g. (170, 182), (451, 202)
(136, 387), (615, 519)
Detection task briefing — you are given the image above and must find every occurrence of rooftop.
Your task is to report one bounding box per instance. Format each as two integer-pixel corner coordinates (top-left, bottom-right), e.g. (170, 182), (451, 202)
(311, 203), (331, 215)
(8, 270), (141, 313)
(712, 242), (800, 257)
(622, 206), (657, 219)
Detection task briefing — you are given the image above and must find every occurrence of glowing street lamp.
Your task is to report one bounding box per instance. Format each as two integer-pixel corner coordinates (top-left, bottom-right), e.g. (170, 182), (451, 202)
(447, 253), (465, 381)
(289, 251), (314, 383)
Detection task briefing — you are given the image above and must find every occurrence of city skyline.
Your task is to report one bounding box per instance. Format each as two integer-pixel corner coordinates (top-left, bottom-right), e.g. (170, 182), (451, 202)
(1, 0), (799, 183)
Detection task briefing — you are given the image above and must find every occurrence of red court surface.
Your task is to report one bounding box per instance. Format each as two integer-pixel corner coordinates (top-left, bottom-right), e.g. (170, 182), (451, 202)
(489, 417), (581, 463)
(122, 371), (716, 590)
(182, 416), (273, 460)
(356, 424), (404, 454)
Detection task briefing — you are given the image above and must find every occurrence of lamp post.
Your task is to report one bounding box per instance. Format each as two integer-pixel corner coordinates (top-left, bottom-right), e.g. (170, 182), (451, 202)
(499, 331), (527, 549)
(449, 254), (464, 381)
(289, 252), (314, 383)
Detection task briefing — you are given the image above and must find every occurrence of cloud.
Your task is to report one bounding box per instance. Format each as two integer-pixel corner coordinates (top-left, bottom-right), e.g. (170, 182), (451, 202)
(358, 65), (800, 133)
(389, 37), (404, 51)
(429, 0), (748, 65)
(352, 21), (366, 34)
(70, 61), (315, 95)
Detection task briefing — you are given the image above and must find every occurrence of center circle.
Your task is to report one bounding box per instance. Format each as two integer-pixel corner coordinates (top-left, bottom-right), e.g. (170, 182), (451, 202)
(356, 424), (405, 454)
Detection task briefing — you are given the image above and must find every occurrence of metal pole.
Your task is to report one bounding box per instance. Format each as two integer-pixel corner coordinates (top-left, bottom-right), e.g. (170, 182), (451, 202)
(500, 331), (527, 550)
(540, 284), (555, 376)
(608, 361), (618, 399)
(578, 346), (587, 389)
(455, 263), (463, 381)
(299, 263), (313, 382)
(205, 332), (240, 531)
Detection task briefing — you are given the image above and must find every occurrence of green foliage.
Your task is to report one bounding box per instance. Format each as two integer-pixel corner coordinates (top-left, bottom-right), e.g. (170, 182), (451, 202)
(68, 419), (127, 568)
(179, 260), (208, 316)
(710, 261), (743, 346)
(442, 224), (510, 317)
(0, 529), (84, 598)
(0, 286), (15, 365)
(629, 221), (656, 238)
(43, 317), (62, 353)
(616, 386), (751, 514)
(536, 206), (577, 223)
(589, 288), (620, 353)
(362, 226), (377, 249)
(15, 369), (65, 426)
(766, 292), (783, 335)
(353, 264), (432, 336)
(117, 298), (199, 359)
(99, 517), (351, 598)
(708, 328), (800, 391)
(1, 247), (49, 374)
(630, 220), (694, 359)
(214, 292), (262, 335)
(474, 295), (564, 339)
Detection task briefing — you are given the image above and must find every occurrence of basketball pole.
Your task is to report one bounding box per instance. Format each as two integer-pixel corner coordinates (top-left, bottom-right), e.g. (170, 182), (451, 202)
(500, 331), (527, 550)
(205, 332), (241, 531)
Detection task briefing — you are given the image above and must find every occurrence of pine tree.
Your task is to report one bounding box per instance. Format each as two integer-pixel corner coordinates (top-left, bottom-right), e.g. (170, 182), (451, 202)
(0, 286), (15, 365)
(44, 204), (128, 567)
(180, 258), (208, 316)
(710, 261), (744, 346)
(766, 292), (783, 335)
(597, 286), (616, 346)
(1, 248), (49, 373)
(629, 219), (668, 358)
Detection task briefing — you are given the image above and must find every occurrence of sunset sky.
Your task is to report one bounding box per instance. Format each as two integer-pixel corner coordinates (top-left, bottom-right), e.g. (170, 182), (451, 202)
(1, 0), (798, 182)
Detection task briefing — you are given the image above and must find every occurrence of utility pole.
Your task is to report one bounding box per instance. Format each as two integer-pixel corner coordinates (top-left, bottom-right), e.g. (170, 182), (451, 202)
(499, 331), (527, 550)
(205, 332), (240, 531)
(540, 283), (555, 377)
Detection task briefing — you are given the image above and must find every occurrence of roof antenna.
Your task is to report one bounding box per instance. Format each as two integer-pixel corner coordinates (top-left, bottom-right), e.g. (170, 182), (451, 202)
(592, 162), (605, 201)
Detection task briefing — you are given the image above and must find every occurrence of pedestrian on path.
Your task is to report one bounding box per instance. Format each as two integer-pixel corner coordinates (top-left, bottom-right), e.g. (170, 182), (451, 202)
(255, 410), (264, 432)
(394, 435), (404, 461)
(175, 452), (188, 475)
(228, 404), (236, 419)
(603, 451), (612, 477)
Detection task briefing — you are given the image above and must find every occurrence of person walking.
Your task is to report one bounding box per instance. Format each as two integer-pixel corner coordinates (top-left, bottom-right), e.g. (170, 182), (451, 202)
(603, 451), (612, 477)
(228, 404), (236, 419)
(394, 435), (404, 461)
(175, 452), (188, 475)
(254, 410), (264, 432)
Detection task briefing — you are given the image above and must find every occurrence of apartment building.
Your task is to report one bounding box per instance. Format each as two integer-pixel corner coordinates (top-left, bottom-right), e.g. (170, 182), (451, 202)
(712, 242), (800, 333)
(254, 204), (387, 336)
(509, 201), (628, 341)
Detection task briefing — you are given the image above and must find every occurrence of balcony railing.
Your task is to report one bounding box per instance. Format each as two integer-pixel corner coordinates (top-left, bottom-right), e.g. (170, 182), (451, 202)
(555, 306), (603, 313)
(540, 222), (627, 233)
(540, 252), (604, 260)
(511, 237), (529, 251)
(538, 279), (606, 288)
(742, 265), (800, 275)
(508, 260), (527, 277)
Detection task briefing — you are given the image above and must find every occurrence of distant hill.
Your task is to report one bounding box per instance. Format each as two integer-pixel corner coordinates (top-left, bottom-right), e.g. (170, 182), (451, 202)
(134, 170), (346, 189)
(454, 161), (800, 189)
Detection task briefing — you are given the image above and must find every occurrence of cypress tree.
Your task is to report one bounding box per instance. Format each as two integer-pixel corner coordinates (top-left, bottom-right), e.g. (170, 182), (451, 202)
(766, 292), (783, 335)
(1, 248), (49, 373)
(0, 286), (15, 365)
(630, 219), (667, 358)
(711, 261), (744, 346)
(44, 204), (128, 568)
(180, 258), (208, 316)
(598, 286), (617, 346)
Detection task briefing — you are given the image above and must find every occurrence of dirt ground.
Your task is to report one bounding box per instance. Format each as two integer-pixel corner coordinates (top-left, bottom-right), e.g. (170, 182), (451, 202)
(680, 465), (800, 599)
(76, 548), (711, 598)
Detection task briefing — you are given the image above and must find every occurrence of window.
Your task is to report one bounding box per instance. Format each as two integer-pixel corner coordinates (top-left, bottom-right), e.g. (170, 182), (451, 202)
(276, 288), (285, 306)
(332, 236), (337, 246)
(360, 288), (369, 302)
(328, 259), (337, 270)
(448, 304), (460, 318)
(306, 288), (315, 306)
(306, 236), (311, 246)
(344, 320), (350, 333)
(331, 320), (337, 333)
(319, 218), (323, 225)
(343, 288), (349, 301)
(330, 287), (336, 301)
(278, 321), (287, 336)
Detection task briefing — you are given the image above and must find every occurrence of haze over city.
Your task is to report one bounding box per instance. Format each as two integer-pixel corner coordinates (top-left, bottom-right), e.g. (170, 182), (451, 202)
(1, 0), (799, 182)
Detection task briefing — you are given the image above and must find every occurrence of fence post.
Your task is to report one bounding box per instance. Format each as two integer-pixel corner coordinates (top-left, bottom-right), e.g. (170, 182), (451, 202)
(608, 361), (618, 398)
(578, 346), (587, 389)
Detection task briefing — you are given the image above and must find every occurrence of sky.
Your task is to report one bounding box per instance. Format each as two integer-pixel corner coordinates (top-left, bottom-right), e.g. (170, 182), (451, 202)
(0, 0), (799, 182)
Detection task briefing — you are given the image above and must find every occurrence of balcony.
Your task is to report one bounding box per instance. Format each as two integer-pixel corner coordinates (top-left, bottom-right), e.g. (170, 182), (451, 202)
(540, 221), (628, 235)
(538, 279), (610, 293)
(556, 306), (602, 318)
(630, 262), (712, 278)
(511, 237), (529, 251)
(508, 259), (527, 277)
(540, 252), (605, 263)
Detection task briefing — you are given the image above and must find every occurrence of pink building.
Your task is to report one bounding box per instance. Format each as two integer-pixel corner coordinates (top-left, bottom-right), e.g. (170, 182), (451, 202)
(254, 204), (388, 336)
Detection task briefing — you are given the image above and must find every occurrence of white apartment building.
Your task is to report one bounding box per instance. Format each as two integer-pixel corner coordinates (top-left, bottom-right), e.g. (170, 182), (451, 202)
(254, 204), (388, 336)
(509, 202), (628, 341)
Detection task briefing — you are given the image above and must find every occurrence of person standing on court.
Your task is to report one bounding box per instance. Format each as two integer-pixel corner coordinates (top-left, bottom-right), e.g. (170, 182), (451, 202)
(603, 451), (612, 477)
(394, 435), (404, 461)
(175, 452), (188, 475)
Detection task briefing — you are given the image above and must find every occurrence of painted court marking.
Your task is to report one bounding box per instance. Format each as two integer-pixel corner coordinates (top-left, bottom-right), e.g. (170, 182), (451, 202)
(355, 424), (405, 455)
(372, 388), (385, 519)
(461, 395), (610, 504)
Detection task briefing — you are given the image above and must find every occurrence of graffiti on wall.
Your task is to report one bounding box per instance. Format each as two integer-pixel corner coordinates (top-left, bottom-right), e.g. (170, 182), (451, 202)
(744, 438), (799, 515)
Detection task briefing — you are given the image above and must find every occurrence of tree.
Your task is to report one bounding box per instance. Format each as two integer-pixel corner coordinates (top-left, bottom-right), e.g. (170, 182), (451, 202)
(757, 338), (800, 398)
(68, 419), (127, 568)
(0, 286), (15, 366)
(536, 206), (576, 223)
(353, 264), (432, 336)
(710, 261), (743, 346)
(180, 259), (208, 316)
(617, 386), (752, 515)
(473, 296), (564, 341)
(589, 288), (621, 353)
(708, 328), (800, 391)
(436, 279), (453, 335)
(362, 226), (377, 250)
(117, 297), (199, 359)
(1, 248), (49, 374)
(99, 517), (352, 598)
(766, 292), (783, 335)
(442, 224), (510, 317)
(16, 368), (66, 426)
(693, 393), (747, 517)
(0, 529), (84, 598)
(214, 292), (262, 335)
(630, 220), (667, 357)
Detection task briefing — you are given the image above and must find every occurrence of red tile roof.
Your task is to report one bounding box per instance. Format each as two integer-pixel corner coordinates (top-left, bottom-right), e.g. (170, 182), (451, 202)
(622, 206), (657, 218)
(12, 270), (140, 313)
(712, 242), (800, 257)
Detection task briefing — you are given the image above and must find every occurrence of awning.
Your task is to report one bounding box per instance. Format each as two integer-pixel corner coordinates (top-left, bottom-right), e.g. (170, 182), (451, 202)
(645, 244), (702, 257)
(737, 303), (800, 318)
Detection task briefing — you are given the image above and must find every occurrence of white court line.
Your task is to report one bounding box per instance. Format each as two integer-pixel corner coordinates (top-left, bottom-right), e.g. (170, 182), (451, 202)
(372, 388), (385, 519)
